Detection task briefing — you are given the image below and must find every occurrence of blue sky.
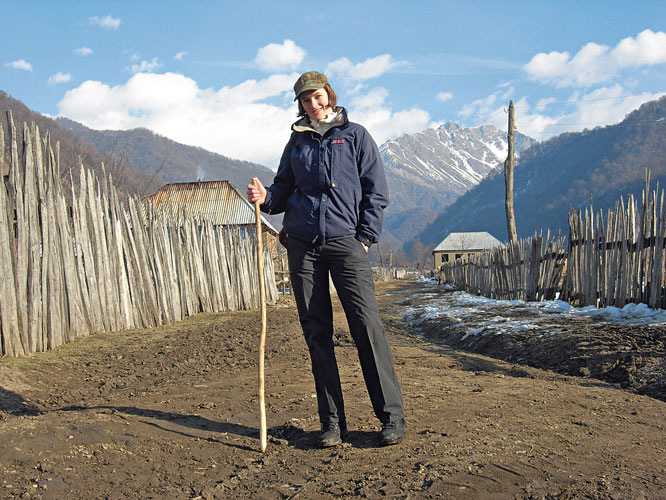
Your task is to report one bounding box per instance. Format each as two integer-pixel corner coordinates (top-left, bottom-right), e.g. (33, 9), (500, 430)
(2, 1), (666, 167)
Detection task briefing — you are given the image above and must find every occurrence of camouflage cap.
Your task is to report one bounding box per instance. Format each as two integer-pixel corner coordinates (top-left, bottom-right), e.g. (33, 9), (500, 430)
(293, 71), (329, 101)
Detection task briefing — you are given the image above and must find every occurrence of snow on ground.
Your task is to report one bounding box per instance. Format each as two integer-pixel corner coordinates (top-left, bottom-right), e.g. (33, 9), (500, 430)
(399, 278), (666, 341)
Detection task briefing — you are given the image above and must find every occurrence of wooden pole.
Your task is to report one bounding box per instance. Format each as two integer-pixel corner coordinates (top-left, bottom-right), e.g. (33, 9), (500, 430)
(504, 100), (518, 243)
(253, 178), (267, 453)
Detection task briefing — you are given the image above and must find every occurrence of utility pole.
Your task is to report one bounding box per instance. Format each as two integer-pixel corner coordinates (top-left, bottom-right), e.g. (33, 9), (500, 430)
(504, 100), (518, 243)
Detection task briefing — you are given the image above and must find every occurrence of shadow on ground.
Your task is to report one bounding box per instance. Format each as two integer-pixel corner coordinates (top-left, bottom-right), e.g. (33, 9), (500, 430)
(0, 387), (40, 416)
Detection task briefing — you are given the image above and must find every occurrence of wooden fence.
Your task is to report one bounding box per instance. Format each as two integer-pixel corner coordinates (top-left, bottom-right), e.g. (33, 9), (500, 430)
(440, 180), (666, 310)
(274, 253), (291, 294)
(439, 233), (567, 302)
(1, 113), (277, 357)
(564, 187), (666, 309)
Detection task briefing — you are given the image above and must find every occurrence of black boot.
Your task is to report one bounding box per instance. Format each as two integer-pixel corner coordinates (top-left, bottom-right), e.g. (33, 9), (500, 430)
(380, 419), (405, 446)
(319, 421), (348, 448)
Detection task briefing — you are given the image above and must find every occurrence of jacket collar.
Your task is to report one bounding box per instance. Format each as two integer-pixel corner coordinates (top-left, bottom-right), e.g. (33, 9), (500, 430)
(292, 106), (348, 135)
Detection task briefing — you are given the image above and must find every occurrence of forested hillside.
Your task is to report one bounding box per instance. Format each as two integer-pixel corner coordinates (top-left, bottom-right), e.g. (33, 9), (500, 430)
(1, 91), (159, 200)
(1, 91), (278, 206)
(57, 118), (277, 199)
(414, 96), (666, 247)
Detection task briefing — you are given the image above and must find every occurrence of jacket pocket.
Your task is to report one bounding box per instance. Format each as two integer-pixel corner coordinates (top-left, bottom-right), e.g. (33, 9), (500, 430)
(284, 188), (317, 238)
(330, 140), (361, 191)
(287, 188), (315, 219)
(353, 187), (361, 221)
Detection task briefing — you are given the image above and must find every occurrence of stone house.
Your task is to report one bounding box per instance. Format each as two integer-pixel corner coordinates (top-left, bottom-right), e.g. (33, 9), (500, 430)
(432, 231), (502, 268)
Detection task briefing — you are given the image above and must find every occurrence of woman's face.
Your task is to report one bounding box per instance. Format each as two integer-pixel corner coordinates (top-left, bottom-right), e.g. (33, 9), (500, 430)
(299, 88), (331, 122)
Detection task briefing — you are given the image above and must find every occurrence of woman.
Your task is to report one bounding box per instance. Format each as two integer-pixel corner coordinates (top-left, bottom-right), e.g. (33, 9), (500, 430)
(247, 71), (405, 447)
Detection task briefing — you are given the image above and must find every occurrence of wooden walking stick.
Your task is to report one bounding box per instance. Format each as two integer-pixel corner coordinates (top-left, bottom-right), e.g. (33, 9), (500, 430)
(253, 178), (268, 453)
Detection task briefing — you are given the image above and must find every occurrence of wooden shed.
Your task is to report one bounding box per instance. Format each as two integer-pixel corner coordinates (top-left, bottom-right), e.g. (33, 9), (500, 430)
(432, 231), (502, 267)
(144, 180), (280, 256)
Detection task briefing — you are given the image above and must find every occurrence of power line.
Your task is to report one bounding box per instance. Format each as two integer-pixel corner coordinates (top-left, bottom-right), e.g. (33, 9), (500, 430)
(474, 92), (663, 122)
(514, 92), (664, 109)
(518, 117), (665, 138)
(468, 92), (665, 131)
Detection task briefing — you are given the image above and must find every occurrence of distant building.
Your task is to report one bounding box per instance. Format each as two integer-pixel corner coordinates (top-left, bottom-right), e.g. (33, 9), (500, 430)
(144, 180), (280, 255)
(432, 231), (502, 267)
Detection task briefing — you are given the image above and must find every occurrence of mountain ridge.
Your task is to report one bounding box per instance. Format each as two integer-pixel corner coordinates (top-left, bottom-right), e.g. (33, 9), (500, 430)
(412, 96), (666, 249)
(56, 117), (277, 199)
(380, 121), (535, 249)
(9, 89), (662, 265)
(0, 91), (158, 201)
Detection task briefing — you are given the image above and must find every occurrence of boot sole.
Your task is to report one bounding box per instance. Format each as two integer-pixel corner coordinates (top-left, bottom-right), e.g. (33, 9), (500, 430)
(319, 430), (347, 448)
(319, 437), (342, 448)
(380, 434), (405, 446)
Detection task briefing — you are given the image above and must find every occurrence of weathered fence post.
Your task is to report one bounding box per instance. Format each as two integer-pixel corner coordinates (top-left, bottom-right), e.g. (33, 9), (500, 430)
(0, 120), (22, 356)
(504, 100), (518, 244)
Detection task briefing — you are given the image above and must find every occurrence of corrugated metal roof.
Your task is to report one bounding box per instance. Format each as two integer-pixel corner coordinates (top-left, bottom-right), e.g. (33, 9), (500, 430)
(144, 180), (278, 234)
(433, 231), (502, 252)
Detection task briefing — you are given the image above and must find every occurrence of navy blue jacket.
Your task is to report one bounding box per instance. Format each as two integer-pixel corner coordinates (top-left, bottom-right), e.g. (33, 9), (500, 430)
(262, 108), (389, 246)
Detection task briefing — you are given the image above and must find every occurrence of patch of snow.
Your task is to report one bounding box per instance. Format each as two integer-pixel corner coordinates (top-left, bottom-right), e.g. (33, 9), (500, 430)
(462, 327), (485, 340)
(401, 281), (666, 338)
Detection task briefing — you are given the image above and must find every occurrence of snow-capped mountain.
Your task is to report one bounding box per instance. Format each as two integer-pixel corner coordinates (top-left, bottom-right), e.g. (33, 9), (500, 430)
(380, 122), (535, 214)
(413, 96), (666, 248)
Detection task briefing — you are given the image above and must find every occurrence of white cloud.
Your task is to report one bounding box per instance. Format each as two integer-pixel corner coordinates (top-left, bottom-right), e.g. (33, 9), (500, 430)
(89, 15), (121, 30)
(508, 97), (561, 139)
(48, 72), (72, 85)
(57, 72), (300, 166)
(458, 85), (513, 121)
(317, 54), (412, 142)
(354, 107), (433, 145)
(463, 85), (666, 141)
(326, 54), (403, 81)
(535, 97), (556, 112)
(613, 29), (666, 67)
(436, 91), (453, 103)
(174, 51), (187, 61)
(459, 91), (559, 139)
(525, 29), (666, 88)
(561, 86), (666, 133)
(56, 70), (429, 166)
(254, 39), (306, 72)
(74, 47), (93, 57)
(130, 58), (162, 73)
(348, 87), (433, 144)
(6, 59), (33, 71)
(350, 87), (389, 109)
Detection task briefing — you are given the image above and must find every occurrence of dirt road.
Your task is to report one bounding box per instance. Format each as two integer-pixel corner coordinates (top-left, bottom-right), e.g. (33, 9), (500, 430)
(1, 280), (665, 499)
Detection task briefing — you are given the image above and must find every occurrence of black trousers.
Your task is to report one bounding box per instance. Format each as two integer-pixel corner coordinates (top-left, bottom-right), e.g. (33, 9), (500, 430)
(287, 236), (404, 425)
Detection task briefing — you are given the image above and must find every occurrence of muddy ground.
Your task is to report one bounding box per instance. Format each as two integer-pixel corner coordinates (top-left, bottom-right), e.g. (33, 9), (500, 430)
(1, 279), (665, 499)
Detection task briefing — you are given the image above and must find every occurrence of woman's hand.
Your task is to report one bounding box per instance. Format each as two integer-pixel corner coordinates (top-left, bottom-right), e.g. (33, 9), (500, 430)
(247, 177), (267, 205)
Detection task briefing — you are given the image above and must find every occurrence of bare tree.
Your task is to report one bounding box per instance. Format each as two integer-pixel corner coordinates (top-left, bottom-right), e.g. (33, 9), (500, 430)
(140, 143), (173, 199)
(412, 238), (435, 270)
